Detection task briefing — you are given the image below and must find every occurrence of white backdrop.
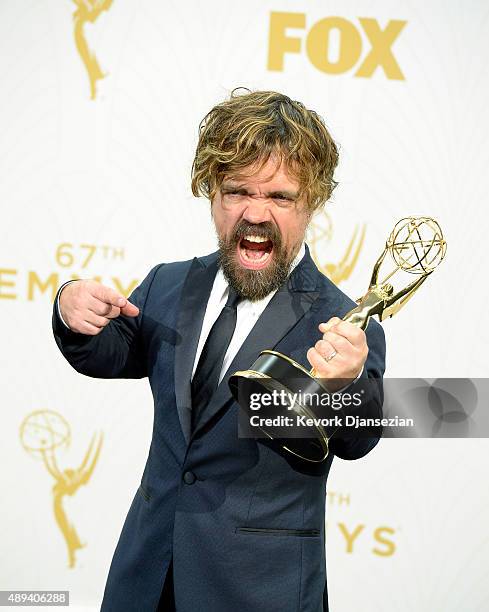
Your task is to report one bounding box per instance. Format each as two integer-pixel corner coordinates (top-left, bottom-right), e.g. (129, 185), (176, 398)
(1, 1), (489, 610)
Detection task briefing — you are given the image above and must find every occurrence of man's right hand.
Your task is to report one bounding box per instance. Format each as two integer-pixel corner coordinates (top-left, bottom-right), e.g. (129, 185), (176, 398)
(59, 280), (140, 335)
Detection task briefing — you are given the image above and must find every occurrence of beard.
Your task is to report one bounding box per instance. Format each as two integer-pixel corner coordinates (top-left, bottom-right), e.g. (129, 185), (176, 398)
(217, 219), (300, 301)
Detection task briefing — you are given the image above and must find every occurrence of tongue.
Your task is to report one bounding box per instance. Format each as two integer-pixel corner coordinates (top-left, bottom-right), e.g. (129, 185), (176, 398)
(241, 238), (272, 251)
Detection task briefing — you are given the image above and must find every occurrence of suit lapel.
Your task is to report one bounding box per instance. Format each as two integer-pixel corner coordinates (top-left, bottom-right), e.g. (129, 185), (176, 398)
(174, 253), (219, 443)
(191, 247), (321, 439)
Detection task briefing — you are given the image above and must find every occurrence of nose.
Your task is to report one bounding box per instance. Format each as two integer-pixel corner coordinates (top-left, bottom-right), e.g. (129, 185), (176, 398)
(242, 197), (272, 225)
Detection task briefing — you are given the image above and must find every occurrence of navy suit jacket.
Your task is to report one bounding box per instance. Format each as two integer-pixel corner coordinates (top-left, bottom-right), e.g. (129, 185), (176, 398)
(52, 246), (385, 612)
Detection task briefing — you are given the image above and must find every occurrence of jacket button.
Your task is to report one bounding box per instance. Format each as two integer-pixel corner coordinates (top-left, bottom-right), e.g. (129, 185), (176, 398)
(183, 471), (196, 485)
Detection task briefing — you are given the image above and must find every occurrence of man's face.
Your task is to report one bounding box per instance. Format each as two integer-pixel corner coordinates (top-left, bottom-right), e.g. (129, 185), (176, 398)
(212, 157), (311, 300)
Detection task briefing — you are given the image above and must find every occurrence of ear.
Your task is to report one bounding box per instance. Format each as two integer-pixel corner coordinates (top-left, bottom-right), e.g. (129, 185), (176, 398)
(302, 205), (313, 226)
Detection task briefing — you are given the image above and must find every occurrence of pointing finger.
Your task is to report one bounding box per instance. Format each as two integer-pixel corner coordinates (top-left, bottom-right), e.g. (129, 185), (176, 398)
(120, 301), (139, 317)
(91, 284), (127, 307)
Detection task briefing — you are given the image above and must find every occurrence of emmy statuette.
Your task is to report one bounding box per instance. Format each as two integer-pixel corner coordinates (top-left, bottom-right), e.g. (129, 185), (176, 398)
(229, 217), (447, 462)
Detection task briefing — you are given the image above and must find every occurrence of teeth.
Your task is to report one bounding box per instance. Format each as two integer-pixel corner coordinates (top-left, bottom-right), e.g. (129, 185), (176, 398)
(244, 235), (269, 243)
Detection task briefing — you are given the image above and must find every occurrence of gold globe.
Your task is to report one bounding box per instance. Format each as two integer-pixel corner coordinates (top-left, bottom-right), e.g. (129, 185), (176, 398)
(19, 410), (71, 457)
(387, 216), (446, 275)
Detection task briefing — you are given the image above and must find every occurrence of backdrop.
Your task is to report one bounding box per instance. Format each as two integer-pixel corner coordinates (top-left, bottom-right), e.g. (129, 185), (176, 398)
(1, 1), (488, 610)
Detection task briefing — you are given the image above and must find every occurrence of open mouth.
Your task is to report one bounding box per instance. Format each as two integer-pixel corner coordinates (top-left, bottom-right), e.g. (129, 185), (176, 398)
(237, 234), (274, 270)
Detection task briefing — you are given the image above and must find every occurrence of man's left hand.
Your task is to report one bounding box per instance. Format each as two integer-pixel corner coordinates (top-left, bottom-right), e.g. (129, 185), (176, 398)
(306, 317), (368, 392)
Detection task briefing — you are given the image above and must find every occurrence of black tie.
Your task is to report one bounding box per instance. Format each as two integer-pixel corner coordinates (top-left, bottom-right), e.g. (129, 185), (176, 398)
(191, 287), (241, 430)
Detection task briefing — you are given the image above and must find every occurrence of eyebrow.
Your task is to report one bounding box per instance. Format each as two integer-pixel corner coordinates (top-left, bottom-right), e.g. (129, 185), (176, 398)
(221, 181), (299, 199)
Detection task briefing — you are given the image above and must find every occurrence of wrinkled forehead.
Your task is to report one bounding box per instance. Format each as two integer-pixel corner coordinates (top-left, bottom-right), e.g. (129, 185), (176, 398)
(221, 155), (301, 188)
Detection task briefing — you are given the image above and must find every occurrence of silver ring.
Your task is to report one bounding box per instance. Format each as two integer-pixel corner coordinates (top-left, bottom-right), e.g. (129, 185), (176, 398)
(325, 350), (337, 362)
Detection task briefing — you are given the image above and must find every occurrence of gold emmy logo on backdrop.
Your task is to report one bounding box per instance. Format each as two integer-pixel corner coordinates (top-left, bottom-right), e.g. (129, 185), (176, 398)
(307, 211), (366, 285)
(20, 410), (103, 567)
(72, 0), (114, 99)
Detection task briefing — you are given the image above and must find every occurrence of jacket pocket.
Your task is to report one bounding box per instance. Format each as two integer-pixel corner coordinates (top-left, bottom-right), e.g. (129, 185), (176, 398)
(236, 527), (320, 537)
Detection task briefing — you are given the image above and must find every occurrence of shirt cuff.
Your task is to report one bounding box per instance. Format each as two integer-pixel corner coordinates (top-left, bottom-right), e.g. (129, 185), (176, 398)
(335, 366), (364, 393)
(56, 280), (77, 330)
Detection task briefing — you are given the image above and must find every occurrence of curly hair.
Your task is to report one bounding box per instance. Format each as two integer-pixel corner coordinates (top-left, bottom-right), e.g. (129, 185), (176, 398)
(191, 88), (339, 213)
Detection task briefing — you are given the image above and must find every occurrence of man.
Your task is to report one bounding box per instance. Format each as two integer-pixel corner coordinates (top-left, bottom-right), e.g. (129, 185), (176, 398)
(52, 90), (385, 611)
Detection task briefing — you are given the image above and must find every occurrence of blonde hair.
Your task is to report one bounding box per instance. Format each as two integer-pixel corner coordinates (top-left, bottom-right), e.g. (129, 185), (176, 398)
(191, 88), (339, 213)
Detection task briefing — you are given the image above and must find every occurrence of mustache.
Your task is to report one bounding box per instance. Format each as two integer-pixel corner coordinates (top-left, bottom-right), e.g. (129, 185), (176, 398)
(231, 220), (282, 245)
